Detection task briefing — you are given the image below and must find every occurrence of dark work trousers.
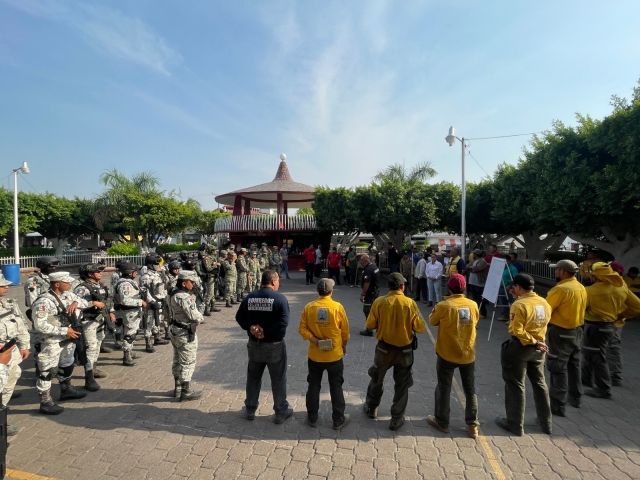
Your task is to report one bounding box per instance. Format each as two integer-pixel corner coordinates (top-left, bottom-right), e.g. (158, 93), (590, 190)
(366, 340), (414, 419)
(501, 337), (552, 434)
(363, 289), (379, 324)
(468, 284), (487, 316)
(606, 327), (623, 382)
(434, 355), (479, 428)
(305, 358), (346, 424)
(314, 263), (322, 278)
(245, 340), (289, 415)
(327, 267), (341, 285)
(305, 262), (314, 283)
(413, 277), (428, 302)
(546, 324), (583, 412)
(581, 321), (616, 395)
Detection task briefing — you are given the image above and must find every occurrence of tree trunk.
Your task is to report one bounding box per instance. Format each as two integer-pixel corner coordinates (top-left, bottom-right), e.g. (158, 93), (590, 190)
(569, 229), (640, 268)
(52, 238), (69, 256)
(517, 231), (566, 260)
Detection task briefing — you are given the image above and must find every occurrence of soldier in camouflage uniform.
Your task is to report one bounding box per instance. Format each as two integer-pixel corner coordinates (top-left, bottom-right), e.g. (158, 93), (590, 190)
(74, 263), (114, 392)
(259, 250), (270, 274)
(202, 245), (221, 316)
(182, 259), (207, 316)
(260, 242), (269, 256)
(165, 260), (181, 291)
(269, 246), (283, 276)
(236, 248), (249, 302)
(139, 254), (171, 353)
(114, 262), (146, 367)
(246, 250), (260, 293)
(32, 272), (90, 415)
(0, 273), (31, 435)
(249, 243), (258, 257)
(222, 252), (238, 307)
(168, 270), (204, 401)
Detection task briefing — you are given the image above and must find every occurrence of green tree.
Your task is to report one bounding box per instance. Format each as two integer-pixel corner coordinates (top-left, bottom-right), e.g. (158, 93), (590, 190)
(296, 207), (315, 215)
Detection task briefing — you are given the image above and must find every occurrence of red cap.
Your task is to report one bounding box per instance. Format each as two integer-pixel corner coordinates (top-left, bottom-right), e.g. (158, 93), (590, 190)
(448, 273), (466, 291)
(610, 261), (624, 275)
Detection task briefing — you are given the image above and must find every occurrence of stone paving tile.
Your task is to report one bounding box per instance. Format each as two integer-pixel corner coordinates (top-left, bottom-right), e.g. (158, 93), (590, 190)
(4, 271), (640, 479)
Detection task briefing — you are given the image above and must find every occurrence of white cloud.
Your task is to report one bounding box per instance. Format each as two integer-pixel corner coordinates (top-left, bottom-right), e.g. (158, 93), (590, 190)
(1, 0), (181, 75)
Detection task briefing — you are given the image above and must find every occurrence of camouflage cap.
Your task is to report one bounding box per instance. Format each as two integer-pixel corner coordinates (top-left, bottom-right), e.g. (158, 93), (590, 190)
(220, 250), (228, 255)
(0, 273), (12, 286)
(177, 270), (199, 281)
(250, 250), (257, 255)
(240, 248), (247, 252)
(230, 251), (237, 257)
(49, 271), (75, 283)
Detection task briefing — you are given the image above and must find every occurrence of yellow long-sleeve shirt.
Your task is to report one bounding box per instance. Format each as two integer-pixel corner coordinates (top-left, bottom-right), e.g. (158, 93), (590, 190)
(366, 290), (426, 347)
(429, 294), (479, 364)
(623, 275), (640, 294)
(546, 277), (587, 329)
(299, 296), (350, 363)
(585, 281), (640, 323)
(509, 292), (552, 346)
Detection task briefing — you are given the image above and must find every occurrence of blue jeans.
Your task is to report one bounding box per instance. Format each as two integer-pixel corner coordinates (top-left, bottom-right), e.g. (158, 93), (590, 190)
(245, 340), (289, 414)
(280, 261), (290, 278)
(389, 263), (399, 273)
(427, 278), (442, 303)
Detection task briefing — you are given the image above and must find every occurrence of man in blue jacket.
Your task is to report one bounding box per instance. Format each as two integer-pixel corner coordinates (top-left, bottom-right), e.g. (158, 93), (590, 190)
(236, 270), (292, 424)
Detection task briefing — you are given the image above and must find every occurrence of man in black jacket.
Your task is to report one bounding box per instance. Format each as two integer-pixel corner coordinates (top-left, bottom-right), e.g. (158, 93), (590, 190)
(236, 270), (292, 423)
(387, 242), (400, 273)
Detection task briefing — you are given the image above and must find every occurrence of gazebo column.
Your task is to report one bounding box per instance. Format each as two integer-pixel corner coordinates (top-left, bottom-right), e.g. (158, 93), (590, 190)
(277, 193), (284, 229)
(243, 198), (251, 215)
(283, 201), (288, 215)
(233, 195), (242, 216)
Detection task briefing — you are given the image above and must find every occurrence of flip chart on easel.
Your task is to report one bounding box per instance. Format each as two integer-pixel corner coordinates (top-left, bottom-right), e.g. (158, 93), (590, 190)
(482, 257), (507, 305)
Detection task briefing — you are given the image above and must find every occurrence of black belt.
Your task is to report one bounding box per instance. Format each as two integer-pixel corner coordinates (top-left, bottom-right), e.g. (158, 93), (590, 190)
(114, 305), (139, 311)
(170, 320), (190, 329)
(378, 339), (412, 351)
(248, 337), (282, 344)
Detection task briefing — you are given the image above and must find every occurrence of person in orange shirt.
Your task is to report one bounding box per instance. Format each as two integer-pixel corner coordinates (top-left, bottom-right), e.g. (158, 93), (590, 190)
(299, 279), (350, 430)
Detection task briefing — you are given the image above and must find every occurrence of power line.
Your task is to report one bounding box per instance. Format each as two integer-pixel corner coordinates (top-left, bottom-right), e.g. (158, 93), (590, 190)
(464, 145), (491, 177)
(18, 172), (40, 194)
(466, 131), (543, 141)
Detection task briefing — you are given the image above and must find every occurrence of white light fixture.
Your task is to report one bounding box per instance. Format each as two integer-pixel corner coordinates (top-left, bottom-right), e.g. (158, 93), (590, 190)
(280, 153), (286, 161)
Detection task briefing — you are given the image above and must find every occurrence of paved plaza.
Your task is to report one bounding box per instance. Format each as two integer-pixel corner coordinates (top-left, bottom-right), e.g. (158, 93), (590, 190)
(4, 271), (640, 480)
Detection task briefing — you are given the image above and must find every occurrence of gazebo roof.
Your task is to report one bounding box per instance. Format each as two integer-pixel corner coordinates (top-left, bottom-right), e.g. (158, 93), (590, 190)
(214, 159), (315, 208)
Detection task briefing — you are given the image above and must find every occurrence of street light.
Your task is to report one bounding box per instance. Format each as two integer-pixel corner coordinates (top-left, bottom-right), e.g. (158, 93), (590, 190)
(12, 161), (29, 265)
(445, 127), (467, 261)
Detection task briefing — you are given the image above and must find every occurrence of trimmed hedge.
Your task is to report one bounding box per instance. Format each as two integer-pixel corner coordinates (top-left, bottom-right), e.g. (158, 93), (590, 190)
(0, 247), (55, 257)
(156, 243), (201, 253)
(107, 243), (141, 256)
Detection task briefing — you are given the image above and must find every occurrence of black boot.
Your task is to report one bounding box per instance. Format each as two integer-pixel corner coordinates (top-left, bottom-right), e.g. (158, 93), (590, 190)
(180, 382), (203, 402)
(113, 332), (123, 350)
(123, 350), (136, 367)
(212, 305), (221, 313)
(84, 369), (101, 392)
(39, 389), (64, 415)
(59, 379), (88, 401)
(100, 344), (113, 353)
(225, 300), (232, 308)
(204, 306), (211, 317)
(164, 328), (171, 341)
(173, 378), (182, 398)
(154, 332), (170, 346)
(145, 337), (156, 353)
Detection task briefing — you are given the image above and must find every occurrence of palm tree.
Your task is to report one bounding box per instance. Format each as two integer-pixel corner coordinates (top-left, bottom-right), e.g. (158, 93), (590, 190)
(373, 162), (436, 186)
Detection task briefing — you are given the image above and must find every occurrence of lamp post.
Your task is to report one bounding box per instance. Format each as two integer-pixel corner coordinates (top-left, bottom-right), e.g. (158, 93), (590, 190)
(12, 161), (30, 265)
(445, 127), (466, 261)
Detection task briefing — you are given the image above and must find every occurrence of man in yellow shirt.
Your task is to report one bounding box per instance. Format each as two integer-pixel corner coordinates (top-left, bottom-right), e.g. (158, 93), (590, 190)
(545, 260), (587, 416)
(427, 274), (480, 439)
(362, 272), (426, 431)
(581, 262), (640, 399)
(579, 249), (600, 286)
(299, 279), (350, 430)
(495, 274), (553, 436)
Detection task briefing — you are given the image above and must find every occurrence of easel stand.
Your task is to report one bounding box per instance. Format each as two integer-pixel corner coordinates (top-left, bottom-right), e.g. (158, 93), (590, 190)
(480, 257), (514, 341)
(486, 278), (513, 341)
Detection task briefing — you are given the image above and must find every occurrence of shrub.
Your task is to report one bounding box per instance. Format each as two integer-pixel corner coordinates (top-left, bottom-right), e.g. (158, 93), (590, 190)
(354, 241), (370, 247)
(107, 243), (140, 256)
(156, 243), (201, 253)
(0, 247), (55, 257)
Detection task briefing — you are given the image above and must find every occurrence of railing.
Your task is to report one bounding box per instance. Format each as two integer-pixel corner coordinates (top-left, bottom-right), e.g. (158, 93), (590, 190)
(522, 259), (582, 283)
(93, 254), (148, 268)
(214, 214), (317, 233)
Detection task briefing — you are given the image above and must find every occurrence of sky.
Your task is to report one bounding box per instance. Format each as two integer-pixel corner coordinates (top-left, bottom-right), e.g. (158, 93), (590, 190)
(1, 0), (639, 211)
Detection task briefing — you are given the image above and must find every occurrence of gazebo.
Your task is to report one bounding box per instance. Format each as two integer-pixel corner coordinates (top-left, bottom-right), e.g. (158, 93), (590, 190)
(214, 154), (330, 269)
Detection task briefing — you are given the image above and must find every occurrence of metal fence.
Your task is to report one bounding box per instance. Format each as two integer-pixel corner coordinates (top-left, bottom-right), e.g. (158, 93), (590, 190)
(214, 214), (317, 233)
